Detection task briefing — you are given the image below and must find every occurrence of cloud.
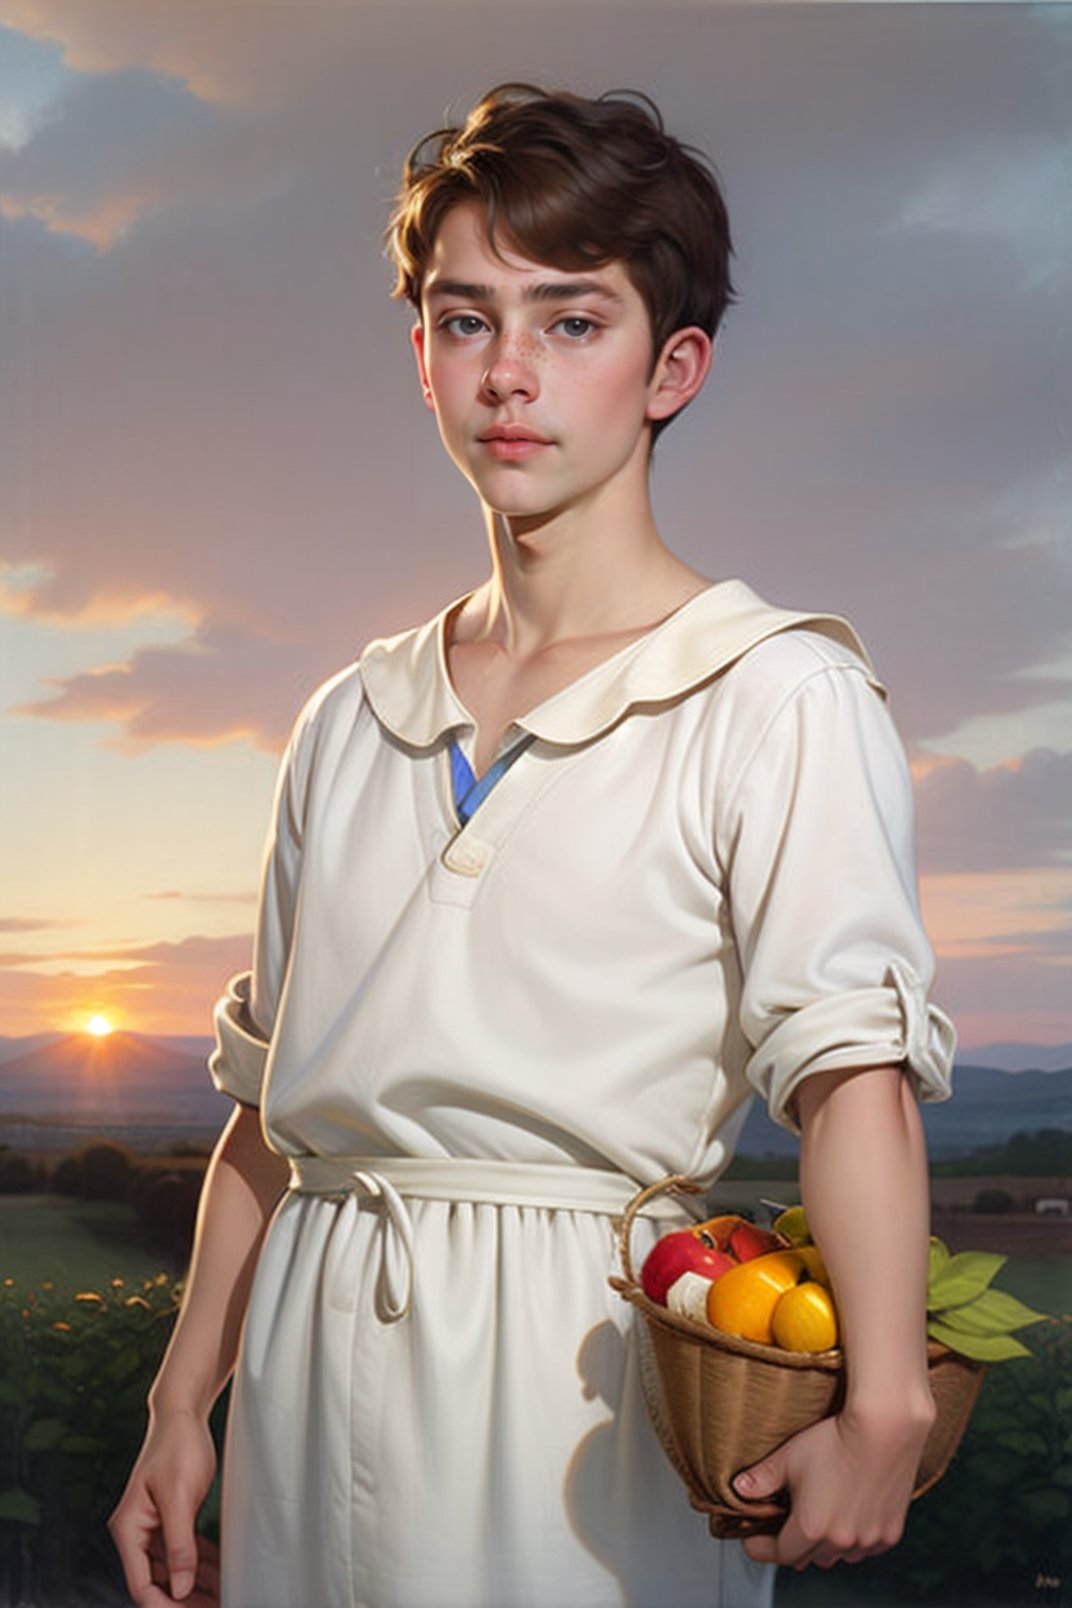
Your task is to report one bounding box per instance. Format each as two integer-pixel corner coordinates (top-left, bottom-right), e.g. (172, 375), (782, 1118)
(0, 930), (252, 1035)
(0, 2), (1068, 758)
(11, 618), (336, 750)
(0, 916), (77, 932)
(975, 925), (1072, 962)
(144, 888), (256, 904)
(914, 749), (1072, 875)
(900, 134), (1072, 293)
(0, 0), (352, 105)
(0, 56), (228, 244)
(933, 943), (1072, 1053)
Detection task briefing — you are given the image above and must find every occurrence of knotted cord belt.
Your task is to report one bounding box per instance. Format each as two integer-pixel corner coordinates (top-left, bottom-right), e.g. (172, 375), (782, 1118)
(287, 1155), (690, 1322)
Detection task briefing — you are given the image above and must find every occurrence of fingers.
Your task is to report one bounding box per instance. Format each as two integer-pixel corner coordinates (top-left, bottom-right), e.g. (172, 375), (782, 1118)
(158, 1489), (201, 1601)
(733, 1446), (787, 1505)
(108, 1486), (163, 1604)
(109, 1483), (211, 1607)
(149, 1531), (220, 1606)
(743, 1505), (904, 1570)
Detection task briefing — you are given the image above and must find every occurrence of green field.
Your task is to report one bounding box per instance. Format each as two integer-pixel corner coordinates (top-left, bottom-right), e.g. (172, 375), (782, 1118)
(1000, 1256), (1072, 1319)
(0, 1194), (180, 1296)
(1, 1194), (1068, 1606)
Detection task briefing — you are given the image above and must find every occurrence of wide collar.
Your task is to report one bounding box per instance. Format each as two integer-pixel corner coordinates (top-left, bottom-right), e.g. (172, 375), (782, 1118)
(358, 579), (877, 751)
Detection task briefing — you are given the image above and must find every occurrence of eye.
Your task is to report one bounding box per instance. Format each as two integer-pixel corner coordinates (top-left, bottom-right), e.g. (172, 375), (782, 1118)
(440, 313), (488, 338)
(553, 315), (597, 340)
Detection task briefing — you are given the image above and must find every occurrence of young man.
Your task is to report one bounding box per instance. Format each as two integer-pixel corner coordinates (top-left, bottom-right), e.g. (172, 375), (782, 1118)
(110, 85), (955, 1608)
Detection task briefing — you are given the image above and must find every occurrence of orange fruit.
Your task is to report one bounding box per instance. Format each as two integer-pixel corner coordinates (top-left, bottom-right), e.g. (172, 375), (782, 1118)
(771, 1281), (839, 1353)
(705, 1250), (808, 1345)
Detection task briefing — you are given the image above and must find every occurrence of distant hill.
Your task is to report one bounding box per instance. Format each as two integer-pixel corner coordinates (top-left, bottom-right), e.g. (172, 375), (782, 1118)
(954, 1042), (1072, 1074)
(0, 1031), (224, 1128)
(738, 1061), (1072, 1160)
(0, 1033), (1068, 1161)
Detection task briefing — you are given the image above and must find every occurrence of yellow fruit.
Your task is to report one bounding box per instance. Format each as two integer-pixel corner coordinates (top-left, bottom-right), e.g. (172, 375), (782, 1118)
(796, 1244), (830, 1284)
(771, 1282), (839, 1353)
(705, 1250), (810, 1345)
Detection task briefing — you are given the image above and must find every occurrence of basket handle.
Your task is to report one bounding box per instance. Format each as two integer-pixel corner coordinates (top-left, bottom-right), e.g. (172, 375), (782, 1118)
(617, 1174), (705, 1286)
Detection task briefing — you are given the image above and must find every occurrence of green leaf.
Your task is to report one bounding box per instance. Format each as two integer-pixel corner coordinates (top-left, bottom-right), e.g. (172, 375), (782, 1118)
(23, 1416), (67, 1451)
(1018, 1488), (1071, 1524)
(927, 1250), (1006, 1310)
(105, 1343), (142, 1383)
(934, 1287), (1049, 1337)
(61, 1433), (110, 1454)
(928, 1236), (950, 1285)
(0, 1379), (23, 1406)
(995, 1430), (1049, 1457)
(927, 1317), (1031, 1361)
(0, 1487), (41, 1524)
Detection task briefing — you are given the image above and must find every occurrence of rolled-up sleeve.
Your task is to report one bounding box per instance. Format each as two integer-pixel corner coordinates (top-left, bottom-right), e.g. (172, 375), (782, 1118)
(208, 715), (309, 1108)
(720, 650), (955, 1133)
(209, 971), (271, 1107)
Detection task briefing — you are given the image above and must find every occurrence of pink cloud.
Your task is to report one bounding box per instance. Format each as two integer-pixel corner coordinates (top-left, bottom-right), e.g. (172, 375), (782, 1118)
(0, 931), (252, 1036)
(915, 749), (1072, 874)
(11, 619), (335, 751)
(0, 1), (351, 105)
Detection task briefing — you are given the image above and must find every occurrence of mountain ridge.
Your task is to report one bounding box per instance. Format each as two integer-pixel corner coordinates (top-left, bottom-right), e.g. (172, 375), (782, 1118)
(0, 1034), (1067, 1160)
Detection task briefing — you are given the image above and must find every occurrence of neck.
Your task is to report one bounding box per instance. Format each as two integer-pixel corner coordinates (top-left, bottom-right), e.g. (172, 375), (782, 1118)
(469, 481), (707, 655)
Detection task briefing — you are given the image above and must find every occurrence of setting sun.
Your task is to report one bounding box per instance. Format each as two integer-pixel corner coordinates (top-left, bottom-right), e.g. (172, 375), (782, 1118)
(85, 1014), (114, 1038)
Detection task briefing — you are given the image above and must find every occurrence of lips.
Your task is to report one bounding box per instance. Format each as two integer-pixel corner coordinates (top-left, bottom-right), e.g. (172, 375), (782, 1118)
(477, 425), (553, 462)
(478, 424), (552, 445)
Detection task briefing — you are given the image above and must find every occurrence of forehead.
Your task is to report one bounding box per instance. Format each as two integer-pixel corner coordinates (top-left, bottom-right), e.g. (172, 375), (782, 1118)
(420, 201), (638, 306)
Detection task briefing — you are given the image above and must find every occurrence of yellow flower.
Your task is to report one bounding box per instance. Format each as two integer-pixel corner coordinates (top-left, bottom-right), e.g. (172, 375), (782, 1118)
(52, 1320), (71, 1333)
(40, 1280), (54, 1292)
(111, 1277), (125, 1289)
(124, 1295), (152, 1311)
(74, 1291), (105, 1305)
(2, 1277), (14, 1288)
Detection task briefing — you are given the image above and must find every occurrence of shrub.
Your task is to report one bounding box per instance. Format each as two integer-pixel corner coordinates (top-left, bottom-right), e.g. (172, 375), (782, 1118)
(74, 1142), (136, 1203)
(0, 1149), (45, 1195)
(0, 1272), (183, 1600)
(973, 1187), (1016, 1216)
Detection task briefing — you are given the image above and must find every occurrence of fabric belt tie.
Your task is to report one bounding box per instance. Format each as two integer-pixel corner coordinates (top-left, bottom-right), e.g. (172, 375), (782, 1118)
(287, 1155), (691, 1324)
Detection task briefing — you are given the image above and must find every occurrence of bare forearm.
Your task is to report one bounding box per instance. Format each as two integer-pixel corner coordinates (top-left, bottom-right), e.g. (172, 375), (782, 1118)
(798, 1064), (934, 1425)
(149, 1103), (290, 1421)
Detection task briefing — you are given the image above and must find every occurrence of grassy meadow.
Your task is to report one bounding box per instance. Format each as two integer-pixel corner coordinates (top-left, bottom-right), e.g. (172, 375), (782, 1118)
(0, 1156), (1069, 1607)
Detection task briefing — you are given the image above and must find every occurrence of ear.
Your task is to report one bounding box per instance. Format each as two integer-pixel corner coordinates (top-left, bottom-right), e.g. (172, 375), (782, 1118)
(411, 322), (436, 411)
(645, 327), (713, 424)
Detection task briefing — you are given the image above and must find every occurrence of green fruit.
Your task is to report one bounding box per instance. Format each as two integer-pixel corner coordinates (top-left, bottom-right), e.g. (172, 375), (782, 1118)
(772, 1205), (811, 1246)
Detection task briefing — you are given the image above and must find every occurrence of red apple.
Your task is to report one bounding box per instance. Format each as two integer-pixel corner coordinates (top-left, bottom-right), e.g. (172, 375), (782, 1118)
(640, 1229), (735, 1305)
(693, 1214), (784, 1263)
(727, 1221), (783, 1262)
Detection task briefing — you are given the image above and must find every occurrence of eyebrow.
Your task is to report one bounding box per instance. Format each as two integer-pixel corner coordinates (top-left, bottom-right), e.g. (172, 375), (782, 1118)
(424, 278), (623, 305)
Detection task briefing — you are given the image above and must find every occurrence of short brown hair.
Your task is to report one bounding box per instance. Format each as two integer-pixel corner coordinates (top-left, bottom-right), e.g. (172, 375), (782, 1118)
(387, 82), (735, 363)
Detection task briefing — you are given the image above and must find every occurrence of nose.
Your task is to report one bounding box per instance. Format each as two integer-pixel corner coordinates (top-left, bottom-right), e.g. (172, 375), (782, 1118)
(480, 332), (539, 403)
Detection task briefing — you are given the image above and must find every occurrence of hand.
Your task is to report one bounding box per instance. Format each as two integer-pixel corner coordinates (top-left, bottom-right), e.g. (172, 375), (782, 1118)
(733, 1401), (934, 1571)
(108, 1408), (218, 1605)
(146, 1533), (220, 1607)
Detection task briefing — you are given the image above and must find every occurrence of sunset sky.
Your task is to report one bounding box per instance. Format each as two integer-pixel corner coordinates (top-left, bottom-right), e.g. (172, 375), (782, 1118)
(1, 1), (1069, 1047)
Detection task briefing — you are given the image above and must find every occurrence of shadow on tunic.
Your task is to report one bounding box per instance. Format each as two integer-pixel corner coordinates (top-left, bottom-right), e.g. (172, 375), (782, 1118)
(564, 1318), (776, 1608)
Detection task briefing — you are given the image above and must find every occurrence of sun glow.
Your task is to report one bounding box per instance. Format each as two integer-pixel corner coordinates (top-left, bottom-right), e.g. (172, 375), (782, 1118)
(85, 1013), (114, 1038)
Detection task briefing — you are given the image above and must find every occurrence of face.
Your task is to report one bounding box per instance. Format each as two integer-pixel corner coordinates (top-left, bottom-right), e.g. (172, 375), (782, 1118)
(412, 203), (708, 527)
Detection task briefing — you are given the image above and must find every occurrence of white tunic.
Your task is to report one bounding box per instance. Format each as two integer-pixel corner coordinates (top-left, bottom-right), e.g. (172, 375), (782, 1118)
(210, 580), (955, 1608)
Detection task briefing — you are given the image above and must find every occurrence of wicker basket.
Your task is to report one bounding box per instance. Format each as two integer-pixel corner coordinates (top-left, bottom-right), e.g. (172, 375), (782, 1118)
(609, 1176), (987, 1539)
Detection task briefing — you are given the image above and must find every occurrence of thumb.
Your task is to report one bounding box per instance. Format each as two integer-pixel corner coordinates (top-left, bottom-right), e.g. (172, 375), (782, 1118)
(160, 1493), (199, 1601)
(733, 1445), (788, 1502)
